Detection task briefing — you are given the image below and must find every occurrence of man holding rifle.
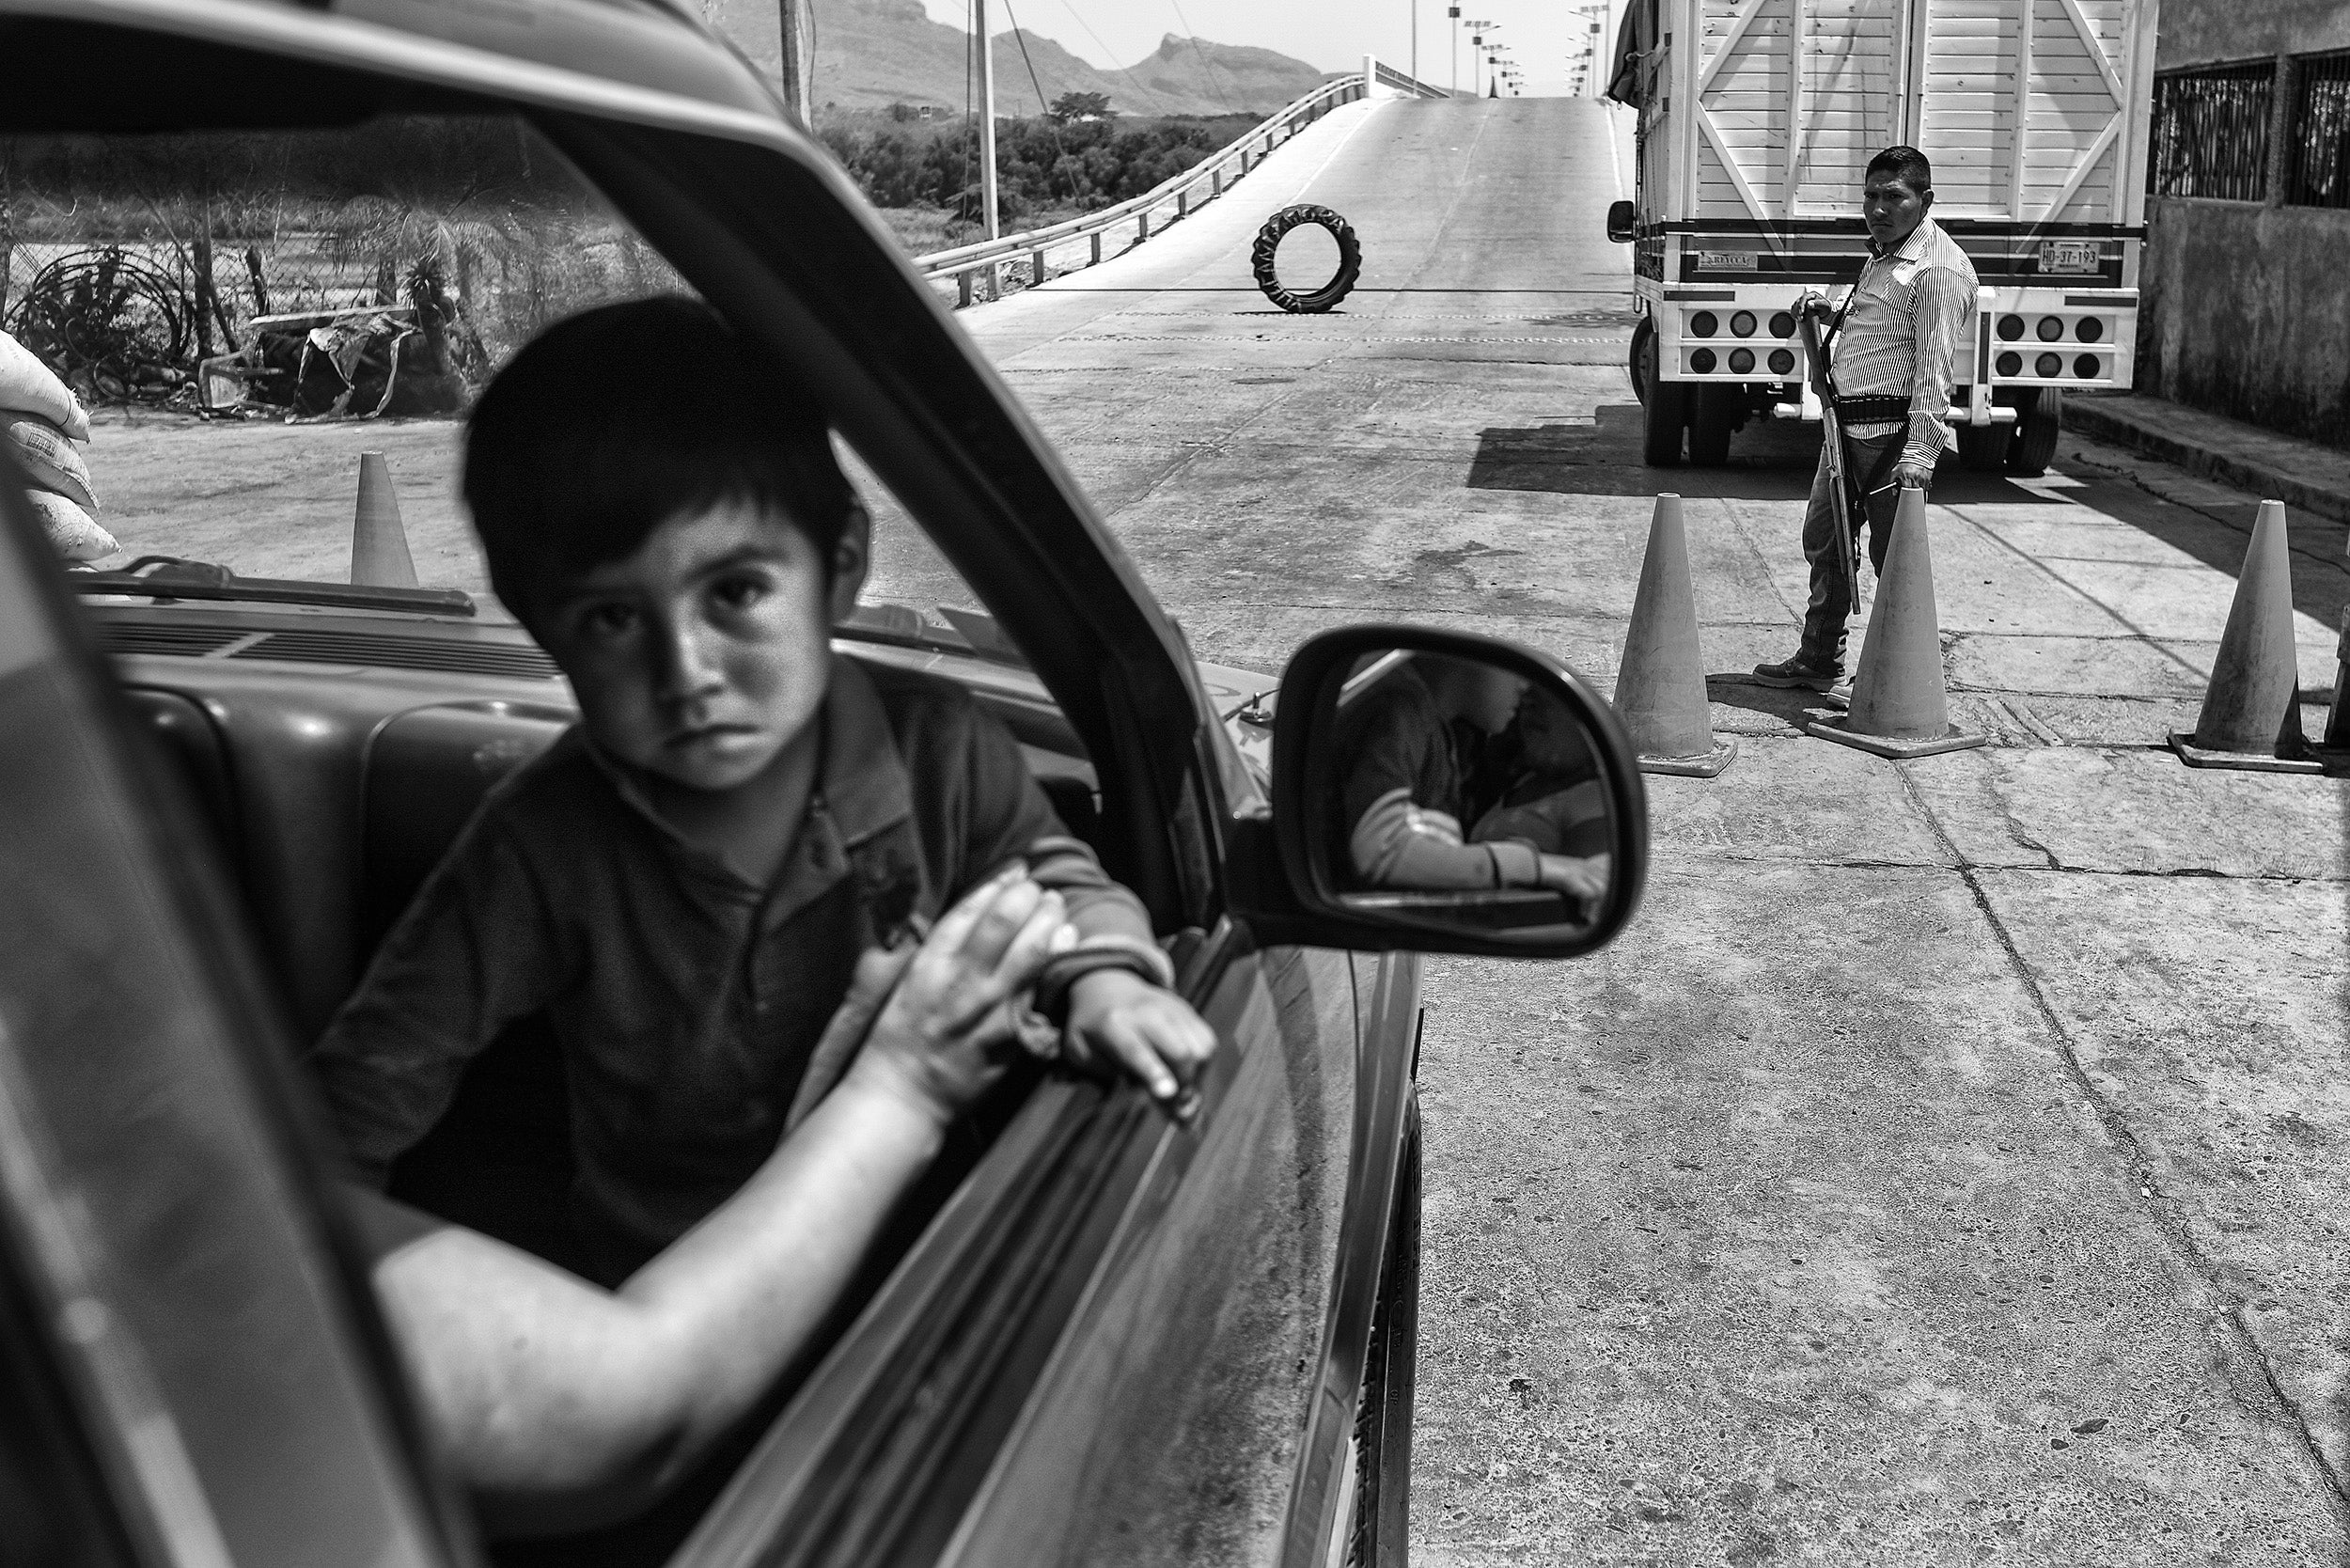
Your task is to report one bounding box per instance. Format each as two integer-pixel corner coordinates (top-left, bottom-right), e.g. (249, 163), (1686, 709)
(1752, 146), (1979, 690)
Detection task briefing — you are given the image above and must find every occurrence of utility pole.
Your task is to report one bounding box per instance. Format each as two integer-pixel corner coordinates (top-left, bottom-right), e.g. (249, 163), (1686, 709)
(1410, 0), (1417, 86)
(975, 0), (999, 239)
(777, 0), (815, 126)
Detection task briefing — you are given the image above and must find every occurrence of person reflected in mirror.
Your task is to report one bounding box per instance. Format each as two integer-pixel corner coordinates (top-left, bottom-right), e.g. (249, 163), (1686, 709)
(360, 867), (1073, 1535)
(1329, 651), (1603, 901)
(1466, 683), (1613, 895)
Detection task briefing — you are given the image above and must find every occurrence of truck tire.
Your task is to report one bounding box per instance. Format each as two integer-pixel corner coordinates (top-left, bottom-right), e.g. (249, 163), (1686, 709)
(2008, 387), (2061, 478)
(1955, 416), (2013, 471)
(1629, 315), (1653, 405)
(1251, 205), (1362, 314)
(1686, 385), (1738, 466)
(1640, 327), (1684, 465)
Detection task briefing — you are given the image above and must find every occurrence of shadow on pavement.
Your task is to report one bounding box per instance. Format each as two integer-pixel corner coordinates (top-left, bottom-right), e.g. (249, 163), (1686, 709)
(1705, 674), (1823, 727)
(2051, 462), (2350, 633)
(1468, 404), (2045, 506)
(1468, 405), (2350, 634)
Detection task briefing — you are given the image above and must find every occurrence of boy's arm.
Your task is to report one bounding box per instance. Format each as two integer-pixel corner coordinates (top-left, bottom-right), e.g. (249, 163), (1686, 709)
(954, 704), (1153, 946)
(955, 703), (1214, 1108)
(307, 824), (569, 1185)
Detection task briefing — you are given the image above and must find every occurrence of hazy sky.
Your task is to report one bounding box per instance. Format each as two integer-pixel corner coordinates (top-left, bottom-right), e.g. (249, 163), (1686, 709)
(914, 0), (1624, 101)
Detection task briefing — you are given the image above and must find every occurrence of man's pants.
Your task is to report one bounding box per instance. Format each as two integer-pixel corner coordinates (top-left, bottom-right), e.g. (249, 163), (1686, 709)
(1798, 429), (1913, 665)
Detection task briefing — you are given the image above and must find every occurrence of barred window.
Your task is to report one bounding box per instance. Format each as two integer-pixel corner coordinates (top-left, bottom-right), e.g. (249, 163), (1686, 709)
(2287, 51), (2350, 209)
(2149, 62), (2276, 201)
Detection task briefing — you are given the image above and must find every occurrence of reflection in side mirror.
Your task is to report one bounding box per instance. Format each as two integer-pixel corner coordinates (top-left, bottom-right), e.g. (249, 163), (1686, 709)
(1606, 199), (1637, 243)
(1265, 630), (1648, 955)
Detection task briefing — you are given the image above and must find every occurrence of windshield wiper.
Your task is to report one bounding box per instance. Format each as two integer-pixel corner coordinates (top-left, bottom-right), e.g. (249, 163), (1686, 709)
(69, 557), (476, 618)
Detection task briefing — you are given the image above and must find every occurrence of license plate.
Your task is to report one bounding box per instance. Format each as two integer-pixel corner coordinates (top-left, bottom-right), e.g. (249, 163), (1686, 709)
(2039, 241), (2100, 274)
(1695, 250), (1758, 272)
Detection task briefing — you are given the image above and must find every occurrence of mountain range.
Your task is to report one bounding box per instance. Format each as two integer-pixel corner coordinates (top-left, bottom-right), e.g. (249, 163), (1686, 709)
(802, 0), (1332, 118)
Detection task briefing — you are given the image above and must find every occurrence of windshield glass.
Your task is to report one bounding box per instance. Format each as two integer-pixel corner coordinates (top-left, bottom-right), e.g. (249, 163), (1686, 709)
(1, 113), (1014, 660)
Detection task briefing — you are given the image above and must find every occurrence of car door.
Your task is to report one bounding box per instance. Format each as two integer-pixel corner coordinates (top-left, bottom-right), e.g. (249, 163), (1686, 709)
(0, 454), (478, 1568)
(4, 5), (1386, 1561)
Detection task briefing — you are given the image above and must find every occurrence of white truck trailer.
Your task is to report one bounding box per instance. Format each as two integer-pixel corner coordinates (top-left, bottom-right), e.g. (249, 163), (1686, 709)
(1604, 0), (2159, 475)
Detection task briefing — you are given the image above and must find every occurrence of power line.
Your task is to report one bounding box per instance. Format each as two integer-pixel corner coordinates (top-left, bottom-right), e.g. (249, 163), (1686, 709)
(1001, 0), (1057, 116)
(1056, 0), (1151, 106)
(1163, 0), (1235, 115)
(1001, 0), (1073, 200)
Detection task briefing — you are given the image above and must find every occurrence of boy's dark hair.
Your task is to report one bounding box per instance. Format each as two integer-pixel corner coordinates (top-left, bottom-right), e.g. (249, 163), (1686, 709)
(1866, 146), (1934, 193)
(462, 296), (857, 619)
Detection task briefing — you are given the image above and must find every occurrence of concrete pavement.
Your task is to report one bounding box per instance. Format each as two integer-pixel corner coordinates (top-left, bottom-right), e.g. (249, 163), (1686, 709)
(959, 94), (2350, 1564)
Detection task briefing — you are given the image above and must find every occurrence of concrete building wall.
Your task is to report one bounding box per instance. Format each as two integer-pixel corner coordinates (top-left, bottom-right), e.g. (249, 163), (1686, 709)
(2137, 0), (2350, 448)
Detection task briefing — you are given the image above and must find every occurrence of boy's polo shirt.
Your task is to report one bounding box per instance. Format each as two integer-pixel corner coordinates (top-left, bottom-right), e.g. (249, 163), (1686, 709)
(307, 655), (1142, 1282)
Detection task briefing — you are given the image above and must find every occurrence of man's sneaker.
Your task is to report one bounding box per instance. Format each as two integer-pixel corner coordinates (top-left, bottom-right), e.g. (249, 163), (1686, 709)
(1751, 651), (1843, 690)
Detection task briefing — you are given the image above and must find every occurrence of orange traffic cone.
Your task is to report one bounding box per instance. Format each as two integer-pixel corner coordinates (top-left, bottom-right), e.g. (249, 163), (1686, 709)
(351, 451), (418, 588)
(2170, 499), (2318, 772)
(1615, 493), (1735, 776)
(1804, 485), (1983, 759)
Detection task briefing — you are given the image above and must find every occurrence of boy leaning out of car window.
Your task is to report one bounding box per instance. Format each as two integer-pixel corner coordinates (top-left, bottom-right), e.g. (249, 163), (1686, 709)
(305, 297), (1216, 1292)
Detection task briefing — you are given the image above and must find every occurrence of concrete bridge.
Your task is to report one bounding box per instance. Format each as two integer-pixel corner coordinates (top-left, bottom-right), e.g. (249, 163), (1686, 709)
(81, 87), (2350, 1564)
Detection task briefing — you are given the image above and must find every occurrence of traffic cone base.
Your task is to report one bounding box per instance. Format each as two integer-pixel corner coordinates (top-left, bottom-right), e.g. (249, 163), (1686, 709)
(1640, 735), (1739, 776)
(2166, 729), (2326, 776)
(1616, 492), (1737, 778)
(1805, 709), (1985, 760)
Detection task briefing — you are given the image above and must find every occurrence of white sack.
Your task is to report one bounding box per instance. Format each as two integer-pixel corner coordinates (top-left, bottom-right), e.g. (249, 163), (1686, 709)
(0, 330), (93, 441)
(4, 416), (99, 513)
(23, 487), (119, 562)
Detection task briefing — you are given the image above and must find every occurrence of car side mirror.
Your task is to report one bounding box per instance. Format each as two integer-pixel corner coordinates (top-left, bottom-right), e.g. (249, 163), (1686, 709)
(1606, 199), (1637, 243)
(1230, 625), (1648, 959)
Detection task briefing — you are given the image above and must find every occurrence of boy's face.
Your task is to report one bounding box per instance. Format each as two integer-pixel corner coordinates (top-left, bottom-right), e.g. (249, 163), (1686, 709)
(539, 498), (870, 792)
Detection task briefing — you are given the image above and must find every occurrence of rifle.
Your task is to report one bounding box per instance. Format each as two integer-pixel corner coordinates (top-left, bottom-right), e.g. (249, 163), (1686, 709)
(1795, 294), (1861, 599)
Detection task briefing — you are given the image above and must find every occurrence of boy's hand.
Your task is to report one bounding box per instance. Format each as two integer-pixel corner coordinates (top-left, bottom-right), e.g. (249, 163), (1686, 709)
(1062, 969), (1217, 1120)
(849, 867), (1073, 1127)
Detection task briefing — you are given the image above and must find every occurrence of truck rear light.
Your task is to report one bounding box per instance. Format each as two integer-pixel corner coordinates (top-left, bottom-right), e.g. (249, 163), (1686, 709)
(1730, 310), (1757, 337)
(1998, 315), (2026, 340)
(2036, 316), (2063, 341)
(1769, 311), (1795, 338)
(2075, 354), (2100, 378)
(1689, 311), (1718, 337)
(1690, 347), (1716, 373)
(1997, 351), (2023, 376)
(2076, 317), (2104, 343)
(1728, 348), (1755, 373)
(2036, 352), (2062, 377)
(1768, 348), (1794, 374)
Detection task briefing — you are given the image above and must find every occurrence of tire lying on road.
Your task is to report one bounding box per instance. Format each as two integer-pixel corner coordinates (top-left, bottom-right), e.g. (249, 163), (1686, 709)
(1252, 204), (1362, 314)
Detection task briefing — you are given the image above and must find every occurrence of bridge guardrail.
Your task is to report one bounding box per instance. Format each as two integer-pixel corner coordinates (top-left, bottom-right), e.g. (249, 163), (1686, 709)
(915, 58), (1448, 306)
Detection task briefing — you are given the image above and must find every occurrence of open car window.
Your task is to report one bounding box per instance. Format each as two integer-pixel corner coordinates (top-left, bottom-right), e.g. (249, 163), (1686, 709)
(3, 112), (1031, 675)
